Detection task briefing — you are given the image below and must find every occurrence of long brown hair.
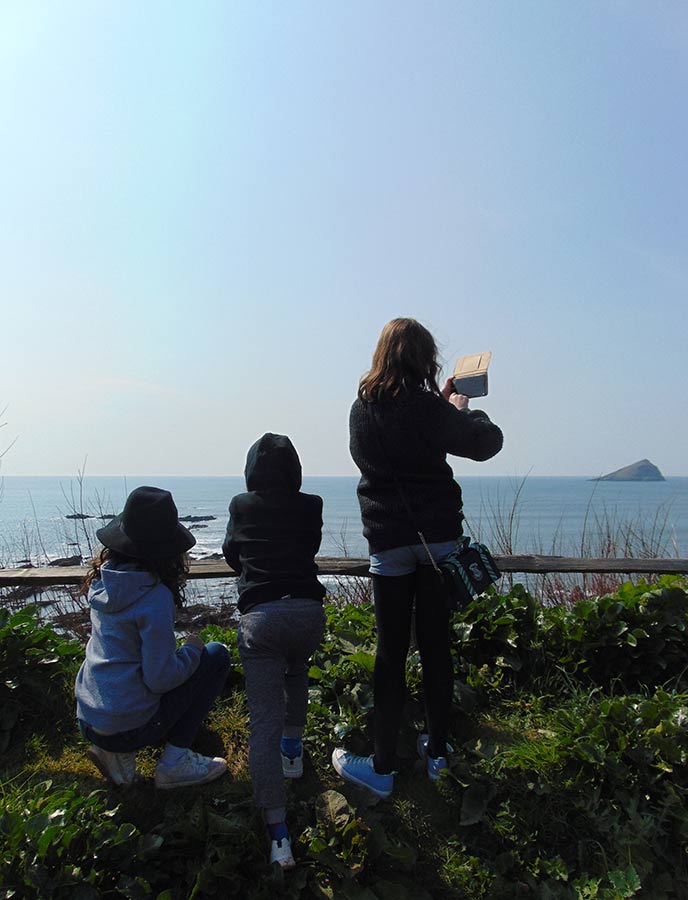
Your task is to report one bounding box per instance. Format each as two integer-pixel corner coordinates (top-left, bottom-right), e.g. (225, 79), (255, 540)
(358, 318), (441, 402)
(80, 548), (190, 608)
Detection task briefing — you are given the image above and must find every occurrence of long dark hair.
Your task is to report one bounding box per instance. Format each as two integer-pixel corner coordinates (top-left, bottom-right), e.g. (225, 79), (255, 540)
(358, 318), (441, 402)
(80, 548), (190, 608)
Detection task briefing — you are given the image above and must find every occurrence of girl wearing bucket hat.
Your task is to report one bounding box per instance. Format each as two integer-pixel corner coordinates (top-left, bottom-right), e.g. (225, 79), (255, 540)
(75, 486), (232, 788)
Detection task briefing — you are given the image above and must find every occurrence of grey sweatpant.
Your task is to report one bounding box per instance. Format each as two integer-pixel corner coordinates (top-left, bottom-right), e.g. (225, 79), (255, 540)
(238, 597), (326, 823)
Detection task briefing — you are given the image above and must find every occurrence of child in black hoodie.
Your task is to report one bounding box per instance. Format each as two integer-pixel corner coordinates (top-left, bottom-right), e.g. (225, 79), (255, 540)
(223, 433), (326, 870)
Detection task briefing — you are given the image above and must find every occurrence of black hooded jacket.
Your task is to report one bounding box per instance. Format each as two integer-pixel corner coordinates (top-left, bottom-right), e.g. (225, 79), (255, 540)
(350, 389), (503, 554)
(222, 433), (326, 613)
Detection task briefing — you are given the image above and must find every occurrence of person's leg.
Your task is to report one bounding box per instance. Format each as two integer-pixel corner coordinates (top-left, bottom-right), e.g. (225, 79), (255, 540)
(332, 548), (415, 798)
(161, 642), (232, 747)
(282, 600), (326, 777)
(371, 573), (416, 774)
(82, 642), (231, 787)
(152, 642), (232, 788)
(414, 564), (453, 761)
(283, 601), (326, 735)
(238, 610), (289, 823)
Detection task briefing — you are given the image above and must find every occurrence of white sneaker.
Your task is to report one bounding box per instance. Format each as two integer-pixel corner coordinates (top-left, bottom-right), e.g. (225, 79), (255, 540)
(154, 749), (227, 789)
(270, 836), (296, 870)
(282, 751), (303, 779)
(87, 745), (138, 787)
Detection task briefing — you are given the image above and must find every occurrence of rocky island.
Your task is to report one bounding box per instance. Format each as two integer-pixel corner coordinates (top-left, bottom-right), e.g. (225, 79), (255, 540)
(591, 459), (666, 482)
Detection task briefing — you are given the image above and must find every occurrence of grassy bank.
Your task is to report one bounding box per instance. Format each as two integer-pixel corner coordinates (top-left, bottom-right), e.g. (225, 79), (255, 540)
(2, 578), (688, 899)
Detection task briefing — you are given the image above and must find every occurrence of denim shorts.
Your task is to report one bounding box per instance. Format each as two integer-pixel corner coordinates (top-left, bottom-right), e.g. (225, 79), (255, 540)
(369, 540), (458, 576)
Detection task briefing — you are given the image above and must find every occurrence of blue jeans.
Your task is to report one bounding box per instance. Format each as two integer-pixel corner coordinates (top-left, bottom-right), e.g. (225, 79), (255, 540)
(79, 641), (231, 752)
(369, 540), (457, 576)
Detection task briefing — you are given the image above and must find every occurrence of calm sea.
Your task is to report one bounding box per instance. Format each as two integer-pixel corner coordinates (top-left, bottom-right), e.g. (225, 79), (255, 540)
(1, 475), (687, 566)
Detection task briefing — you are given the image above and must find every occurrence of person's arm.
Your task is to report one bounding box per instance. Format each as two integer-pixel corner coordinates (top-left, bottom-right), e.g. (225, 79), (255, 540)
(222, 499), (242, 574)
(137, 591), (202, 694)
(308, 496), (324, 558)
(431, 382), (504, 461)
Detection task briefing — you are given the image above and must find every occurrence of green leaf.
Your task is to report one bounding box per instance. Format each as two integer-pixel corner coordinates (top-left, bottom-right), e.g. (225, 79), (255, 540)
(316, 791), (352, 830)
(460, 782), (495, 826)
(347, 651), (376, 673)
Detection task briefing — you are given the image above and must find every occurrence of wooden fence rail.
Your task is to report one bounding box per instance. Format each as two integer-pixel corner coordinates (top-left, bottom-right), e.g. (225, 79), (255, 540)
(1, 556), (687, 588)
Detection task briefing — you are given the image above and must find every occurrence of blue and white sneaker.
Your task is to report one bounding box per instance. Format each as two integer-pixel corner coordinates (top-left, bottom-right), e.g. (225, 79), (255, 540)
(331, 748), (394, 799)
(270, 836), (296, 870)
(282, 750), (303, 778)
(416, 734), (453, 782)
(281, 738), (304, 778)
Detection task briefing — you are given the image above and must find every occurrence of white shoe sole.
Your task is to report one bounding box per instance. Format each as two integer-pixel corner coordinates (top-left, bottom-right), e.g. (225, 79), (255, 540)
(271, 852), (296, 870)
(282, 754), (303, 778)
(155, 761), (227, 790)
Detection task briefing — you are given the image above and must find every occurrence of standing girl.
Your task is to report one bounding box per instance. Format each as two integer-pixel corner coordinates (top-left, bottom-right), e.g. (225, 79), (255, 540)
(332, 318), (503, 798)
(223, 433), (326, 869)
(75, 486), (231, 788)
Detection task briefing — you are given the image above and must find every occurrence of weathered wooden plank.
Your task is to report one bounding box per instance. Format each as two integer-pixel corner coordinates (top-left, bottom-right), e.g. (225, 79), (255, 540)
(494, 556), (688, 574)
(0, 556), (686, 588)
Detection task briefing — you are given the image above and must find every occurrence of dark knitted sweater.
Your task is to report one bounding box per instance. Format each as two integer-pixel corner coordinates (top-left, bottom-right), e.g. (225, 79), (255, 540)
(222, 433), (326, 613)
(349, 390), (503, 554)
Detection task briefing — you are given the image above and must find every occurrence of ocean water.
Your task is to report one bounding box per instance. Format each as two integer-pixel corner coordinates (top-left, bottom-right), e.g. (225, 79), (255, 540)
(1, 474), (687, 566)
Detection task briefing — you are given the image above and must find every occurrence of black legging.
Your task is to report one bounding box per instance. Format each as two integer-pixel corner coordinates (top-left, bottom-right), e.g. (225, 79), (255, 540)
(372, 567), (453, 774)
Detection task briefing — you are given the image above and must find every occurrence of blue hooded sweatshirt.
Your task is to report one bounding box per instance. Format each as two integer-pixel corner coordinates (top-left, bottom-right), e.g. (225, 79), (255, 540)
(74, 560), (201, 733)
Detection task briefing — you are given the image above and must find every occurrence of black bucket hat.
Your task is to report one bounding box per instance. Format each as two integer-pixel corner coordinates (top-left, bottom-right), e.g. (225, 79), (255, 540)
(96, 486), (196, 560)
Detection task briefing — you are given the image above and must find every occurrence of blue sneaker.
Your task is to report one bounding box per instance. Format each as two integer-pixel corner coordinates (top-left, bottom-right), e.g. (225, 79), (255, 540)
(416, 734), (452, 782)
(331, 748), (394, 799)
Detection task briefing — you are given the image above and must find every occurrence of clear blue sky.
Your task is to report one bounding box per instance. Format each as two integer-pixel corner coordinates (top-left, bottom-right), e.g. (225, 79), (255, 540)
(1, 1), (686, 476)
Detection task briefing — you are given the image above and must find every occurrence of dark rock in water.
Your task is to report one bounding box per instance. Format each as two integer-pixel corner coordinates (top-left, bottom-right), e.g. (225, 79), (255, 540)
(2, 585), (38, 603)
(98, 514), (116, 520)
(200, 552), (224, 560)
(65, 513), (94, 520)
(49, 555), (82, 567)
(189, 523), (208, 530)
(15, 560), (34, 568)
(591, 459), (666, 482)
(179, 515), (216, 522)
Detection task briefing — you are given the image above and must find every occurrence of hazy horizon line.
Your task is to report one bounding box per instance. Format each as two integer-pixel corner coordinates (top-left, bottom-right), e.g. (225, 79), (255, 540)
(2, 472), (686, 480)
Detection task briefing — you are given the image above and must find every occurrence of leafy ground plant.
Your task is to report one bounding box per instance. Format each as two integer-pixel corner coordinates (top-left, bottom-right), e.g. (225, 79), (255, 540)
(0, 606), (82, 752)
(0, 778), (161, 900)
(2, 580), (688, 898)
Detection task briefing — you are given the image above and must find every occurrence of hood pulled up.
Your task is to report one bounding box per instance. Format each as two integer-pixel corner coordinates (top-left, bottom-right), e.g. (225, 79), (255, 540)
(245, 433), (302, 492)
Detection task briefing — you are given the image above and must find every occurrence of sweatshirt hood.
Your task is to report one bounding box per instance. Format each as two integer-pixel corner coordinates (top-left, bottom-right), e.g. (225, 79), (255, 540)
(90, 560), (160, 613)
(244, 433), (302, 492)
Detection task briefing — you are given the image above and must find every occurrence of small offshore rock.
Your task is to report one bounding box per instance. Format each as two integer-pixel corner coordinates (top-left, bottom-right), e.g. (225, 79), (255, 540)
(591, 459), (666, 482)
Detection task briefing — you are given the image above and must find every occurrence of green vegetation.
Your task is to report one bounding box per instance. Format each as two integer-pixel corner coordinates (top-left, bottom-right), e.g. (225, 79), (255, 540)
(1, 579), (688, 899)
